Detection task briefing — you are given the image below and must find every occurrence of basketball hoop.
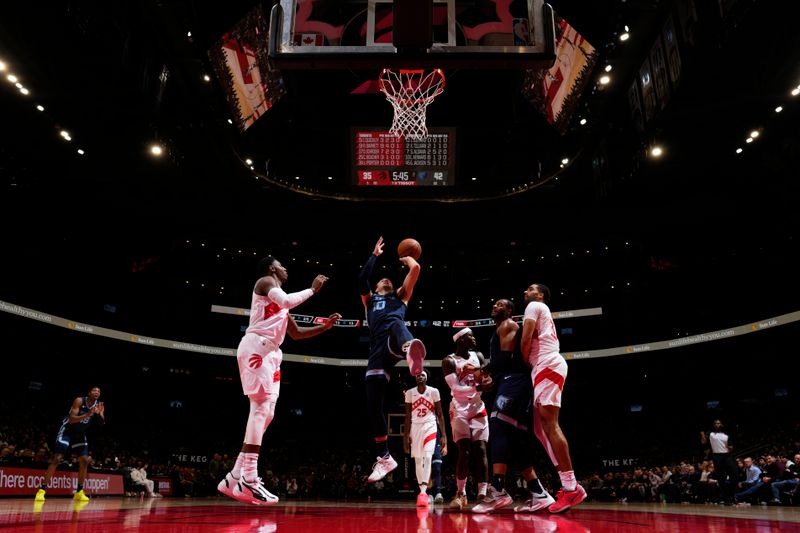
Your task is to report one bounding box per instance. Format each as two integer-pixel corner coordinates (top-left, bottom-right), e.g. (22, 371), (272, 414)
(379, 68), (445, 140)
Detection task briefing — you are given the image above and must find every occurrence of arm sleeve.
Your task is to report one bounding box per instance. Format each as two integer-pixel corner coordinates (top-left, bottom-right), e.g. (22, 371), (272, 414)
(359, 254), (378, 296)
(267, 287), (314, 310)
(445, 373), (473, 395)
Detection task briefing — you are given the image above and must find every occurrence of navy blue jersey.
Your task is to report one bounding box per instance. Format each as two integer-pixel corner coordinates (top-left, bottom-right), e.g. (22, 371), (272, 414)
(487, 327), (527, 378)
(366, 291), (407, 332)
(59, 396), (97, 436)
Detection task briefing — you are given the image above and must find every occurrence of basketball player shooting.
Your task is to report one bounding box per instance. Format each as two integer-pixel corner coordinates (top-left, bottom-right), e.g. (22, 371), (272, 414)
(360, 236), (427, 483)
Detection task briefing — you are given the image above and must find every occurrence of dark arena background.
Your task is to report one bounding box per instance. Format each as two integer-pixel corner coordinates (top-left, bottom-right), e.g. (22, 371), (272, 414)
(1, 0), (799, 531)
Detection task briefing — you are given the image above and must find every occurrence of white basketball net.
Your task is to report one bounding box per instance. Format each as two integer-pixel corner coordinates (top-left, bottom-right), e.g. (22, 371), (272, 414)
(379, 68), (445, 140)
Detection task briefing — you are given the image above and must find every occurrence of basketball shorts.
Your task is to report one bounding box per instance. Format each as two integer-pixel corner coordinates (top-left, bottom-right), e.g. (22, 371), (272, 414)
(410, 420), (438, 458)
(367, 319), (414, 372)
(237, 333), (282, 397)
(449, 400), (489, 443)
(531, 352), (567, 408)
(491, 373), (533, 427)
(54, 429), (88, 457)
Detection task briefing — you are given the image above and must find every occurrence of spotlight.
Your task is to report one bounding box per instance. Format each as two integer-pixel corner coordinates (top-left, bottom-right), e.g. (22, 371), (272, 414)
(619, 32), (630, 42)
(775, 106), (783, 113)
(650, 146), (663, 157)
(150, 144), (164, 156)
(599, 75), (611, 85)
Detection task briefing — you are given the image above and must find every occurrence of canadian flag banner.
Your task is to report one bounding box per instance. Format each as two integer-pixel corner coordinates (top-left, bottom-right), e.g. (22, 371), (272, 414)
(298, 33), (324, 46)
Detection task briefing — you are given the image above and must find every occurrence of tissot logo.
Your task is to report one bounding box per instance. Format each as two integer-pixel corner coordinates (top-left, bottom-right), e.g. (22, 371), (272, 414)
(249, 354), (263, 369)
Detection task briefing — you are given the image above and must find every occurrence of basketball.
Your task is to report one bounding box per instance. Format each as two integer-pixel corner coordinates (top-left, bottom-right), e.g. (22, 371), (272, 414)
(397, 238), (422, 259)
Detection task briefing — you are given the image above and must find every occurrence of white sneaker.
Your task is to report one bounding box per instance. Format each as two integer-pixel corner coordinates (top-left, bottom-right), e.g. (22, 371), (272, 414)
(234, 476), (279, 505)
(514, 491), (555, 512)
(472, 487), (514, 513)
(405, 339), (426, 376)
(217, 472), (241, 499)
(433, 493), (444, 504)
(368, 455), (398, 483)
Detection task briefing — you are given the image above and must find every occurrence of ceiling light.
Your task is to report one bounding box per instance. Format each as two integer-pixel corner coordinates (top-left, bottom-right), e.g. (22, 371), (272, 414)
(7, 74), (18, 83)
(579, 118), (587, 125)
(775, 106), (783, 113)
(599, 75), (611, 85)
(735, 148), (743, 154)
(792, 87), (800, 96)
(619, 32), (630, 42)
(471, 177), (477, 181)
(0, 61), (6, 71)
(245, 158), (253, 165)
(203, 74), (211, 82)
(745, 137), (753, 143)
(749, 130), (760, 138)
(561, 157), (569, 165)
(295, 176), (300, 180)
(14, 82), (22, 89)
(77, 149), (85, 155)
(19, 87), (29, 95)
(59, 130), (70, 138)
(187, 31), (192, 37)
(150, 144), (163, 156)
(604, 64), (612, 72)
(36, 104), (44, 111)
(227, 119), (233, 124)
(327, 176), (333, 180)
(650, 146), (663, 157)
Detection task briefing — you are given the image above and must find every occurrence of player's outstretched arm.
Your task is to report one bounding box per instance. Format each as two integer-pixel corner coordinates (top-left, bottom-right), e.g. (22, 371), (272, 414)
(287, 313), (341, 340)
(397, 256), (420, 303)
(359, 237), (384, 307)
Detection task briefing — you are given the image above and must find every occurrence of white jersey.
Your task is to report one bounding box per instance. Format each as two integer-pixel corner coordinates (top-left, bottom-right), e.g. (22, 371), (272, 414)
(448, 351), (483, 405)
(405, 385), (441, 425)
(523, 301), (560, 366)
(709, 432), (729, 454)
(245, 291), (290, 345)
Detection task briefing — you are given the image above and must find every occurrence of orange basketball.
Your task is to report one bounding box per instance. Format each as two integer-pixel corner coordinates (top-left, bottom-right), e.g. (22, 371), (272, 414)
(397, 238), (422, 260)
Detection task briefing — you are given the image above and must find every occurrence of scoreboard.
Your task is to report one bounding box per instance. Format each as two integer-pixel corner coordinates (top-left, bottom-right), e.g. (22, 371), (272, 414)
(352, 127), (455, 186)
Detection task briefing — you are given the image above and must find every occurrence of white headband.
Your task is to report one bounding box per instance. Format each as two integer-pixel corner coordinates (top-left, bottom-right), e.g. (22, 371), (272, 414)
(453, 327), (472, 342)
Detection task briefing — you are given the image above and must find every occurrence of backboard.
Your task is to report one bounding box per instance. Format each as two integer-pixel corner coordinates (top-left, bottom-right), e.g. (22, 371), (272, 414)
(268, 0), (555, 70)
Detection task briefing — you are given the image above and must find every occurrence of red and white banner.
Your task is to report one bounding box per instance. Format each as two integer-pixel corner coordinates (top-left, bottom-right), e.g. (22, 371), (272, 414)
(0, 467), (124, 496)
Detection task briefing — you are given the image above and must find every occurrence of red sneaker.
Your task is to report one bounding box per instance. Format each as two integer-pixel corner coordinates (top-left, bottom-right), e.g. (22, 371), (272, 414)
(405, 339), (426, 376)
(548, 485), (586, 514)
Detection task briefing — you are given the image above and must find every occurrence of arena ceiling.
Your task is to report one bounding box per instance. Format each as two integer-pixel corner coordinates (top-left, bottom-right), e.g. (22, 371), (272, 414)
(0, 0), (798, 346)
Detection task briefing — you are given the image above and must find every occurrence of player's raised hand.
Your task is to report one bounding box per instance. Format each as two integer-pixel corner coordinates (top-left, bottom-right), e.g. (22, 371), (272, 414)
(311, 275), (329, 292)
(372, 236), (384, 256)
(398, 256), (418, 268)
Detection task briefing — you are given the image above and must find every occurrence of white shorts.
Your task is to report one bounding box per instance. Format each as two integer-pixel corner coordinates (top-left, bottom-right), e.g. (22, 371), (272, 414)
(237, 333), (282, 397)
(531, 351), (567, 408)
(449, 400), (488, 443)
(410, 421), (438, 458)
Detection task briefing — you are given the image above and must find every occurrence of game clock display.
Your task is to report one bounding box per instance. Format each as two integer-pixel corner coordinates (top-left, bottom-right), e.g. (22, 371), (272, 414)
(352, 128), (455, 186)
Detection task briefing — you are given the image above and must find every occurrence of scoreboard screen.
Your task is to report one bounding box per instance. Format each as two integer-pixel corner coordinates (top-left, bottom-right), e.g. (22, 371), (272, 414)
(351, 128), (455, 186)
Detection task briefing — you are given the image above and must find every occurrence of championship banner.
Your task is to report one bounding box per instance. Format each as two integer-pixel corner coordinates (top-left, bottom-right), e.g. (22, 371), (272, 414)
(208, 4), (285, 131)
(0, 467), (123, 496)
(522, 15), (598, 133)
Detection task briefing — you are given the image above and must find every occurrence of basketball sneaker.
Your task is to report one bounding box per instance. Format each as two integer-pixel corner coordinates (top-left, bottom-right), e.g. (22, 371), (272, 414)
(217, 471), (241, 499)
(416, 492), (429, 507)
(405, 339), (426, 376)
(472, 487), (514, 513)
(73, 489), (90, 502)
(34, 489), (46, 502)
(368, 454), (398, 483)
(434, 493), (444, 504)
(234, 477), (279, 505)
(514, 491), (555, 512)
(449, 493), (468, 511)
(548, 485), (587, 513)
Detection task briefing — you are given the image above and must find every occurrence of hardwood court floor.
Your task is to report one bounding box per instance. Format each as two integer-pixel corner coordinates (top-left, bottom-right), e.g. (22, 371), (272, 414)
(3, 497), (800, 532)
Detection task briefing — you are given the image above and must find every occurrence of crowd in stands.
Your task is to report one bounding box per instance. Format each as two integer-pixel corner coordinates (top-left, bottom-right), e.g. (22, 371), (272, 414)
(2, 409), (799, 506)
